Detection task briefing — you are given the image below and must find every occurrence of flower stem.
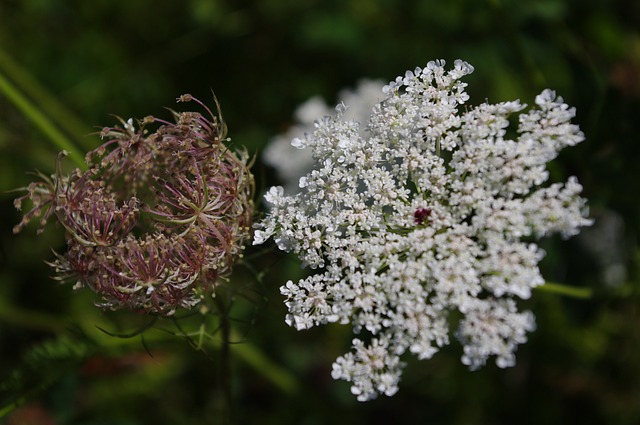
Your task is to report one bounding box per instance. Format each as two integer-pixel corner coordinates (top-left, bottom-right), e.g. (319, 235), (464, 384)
(535, 281), (593, 299)
(0, 47), (92, 148)
(214, 290), (232, 424)
(0, 70), (85, 168)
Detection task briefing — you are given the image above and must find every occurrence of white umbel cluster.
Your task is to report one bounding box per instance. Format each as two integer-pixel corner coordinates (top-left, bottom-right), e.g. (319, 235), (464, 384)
(255, 59), (591, 401)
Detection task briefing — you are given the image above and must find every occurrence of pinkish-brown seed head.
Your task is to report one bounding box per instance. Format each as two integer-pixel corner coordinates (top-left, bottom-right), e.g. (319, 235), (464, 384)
(14, 96), (254, 315)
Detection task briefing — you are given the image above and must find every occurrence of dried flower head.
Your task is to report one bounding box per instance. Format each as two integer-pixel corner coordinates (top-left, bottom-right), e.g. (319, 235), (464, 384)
(254, 59), (592, 400)
(14, 95), (254, 315)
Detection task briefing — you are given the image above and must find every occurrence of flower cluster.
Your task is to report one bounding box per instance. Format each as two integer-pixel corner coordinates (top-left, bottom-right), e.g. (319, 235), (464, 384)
(262, 79), (385, 193)
(14, 95), (254, 315)
(254, 60), (592, 400)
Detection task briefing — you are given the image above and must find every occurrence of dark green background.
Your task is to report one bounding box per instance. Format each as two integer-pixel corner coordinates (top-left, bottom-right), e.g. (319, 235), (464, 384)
(1, 0), (639, 424)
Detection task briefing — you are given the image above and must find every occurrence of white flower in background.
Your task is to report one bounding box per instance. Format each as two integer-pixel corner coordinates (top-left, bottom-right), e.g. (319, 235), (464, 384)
(255, 59), (592, 401)
(262, 79), (385, 193)
(578, 209), (628, 286)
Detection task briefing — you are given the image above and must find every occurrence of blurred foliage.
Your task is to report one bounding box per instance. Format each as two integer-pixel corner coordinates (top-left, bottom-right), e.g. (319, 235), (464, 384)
(0, 0), (639, 423)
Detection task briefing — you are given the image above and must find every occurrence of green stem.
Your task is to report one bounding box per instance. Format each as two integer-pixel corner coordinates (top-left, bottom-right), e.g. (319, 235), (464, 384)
(535, 281), (593, 299)
(226, 334), (298, 394)
(0, 70), (85, 167)
(0, 301), (68, 333)
(0, 47), (93, 150)
(214, 292), (232, 424)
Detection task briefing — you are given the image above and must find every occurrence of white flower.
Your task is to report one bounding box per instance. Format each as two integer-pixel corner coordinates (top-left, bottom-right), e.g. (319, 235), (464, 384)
(331, 337), (404, 401)
(457, 298), (536, 370)
(577, 209), (628, 286)
(262, 79), (386, 193)
(255, 59), (592, 400)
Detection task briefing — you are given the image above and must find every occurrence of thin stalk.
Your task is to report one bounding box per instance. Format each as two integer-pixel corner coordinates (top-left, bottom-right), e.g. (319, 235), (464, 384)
(214, 291), (232, 424)
(0, 70), (85, 167)
(535, 281), (593, 299)
(0, 47), (93, 150)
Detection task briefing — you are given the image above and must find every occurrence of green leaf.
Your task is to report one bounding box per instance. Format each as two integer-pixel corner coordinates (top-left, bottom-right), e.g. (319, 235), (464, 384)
(0, 332), (96, 418)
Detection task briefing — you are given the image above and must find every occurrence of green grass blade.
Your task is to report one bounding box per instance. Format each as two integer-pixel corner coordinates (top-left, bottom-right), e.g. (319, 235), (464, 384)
(0, 70), (85, 167)
(0, 47), (93, 150)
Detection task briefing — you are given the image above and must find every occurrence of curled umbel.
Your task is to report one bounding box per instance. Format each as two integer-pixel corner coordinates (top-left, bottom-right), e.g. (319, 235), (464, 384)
(15, 95), (254, 315)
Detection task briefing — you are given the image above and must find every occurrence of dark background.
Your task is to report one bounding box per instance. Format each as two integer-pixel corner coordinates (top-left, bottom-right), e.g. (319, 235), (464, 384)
(1, 0), (639, 424)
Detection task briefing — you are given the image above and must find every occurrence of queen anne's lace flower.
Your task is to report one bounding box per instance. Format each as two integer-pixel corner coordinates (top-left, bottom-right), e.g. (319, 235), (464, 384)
(254, 59), (591, 401)
(14, 95), (254, 315)
(262, 79), (385, 193)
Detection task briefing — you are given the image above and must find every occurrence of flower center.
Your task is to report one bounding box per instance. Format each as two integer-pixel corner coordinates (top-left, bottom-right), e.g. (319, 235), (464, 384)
(413, 207), (432, 225)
